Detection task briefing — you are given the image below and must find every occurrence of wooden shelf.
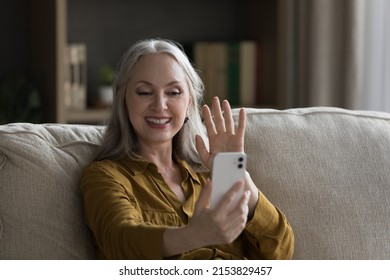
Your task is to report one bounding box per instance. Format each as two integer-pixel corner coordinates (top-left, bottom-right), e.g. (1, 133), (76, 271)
(63, 109), (109, 124)
(28, 0), (279, 123)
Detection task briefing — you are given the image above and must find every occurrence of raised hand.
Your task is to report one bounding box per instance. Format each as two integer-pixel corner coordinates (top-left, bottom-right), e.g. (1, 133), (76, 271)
(196, 96), (246, 170)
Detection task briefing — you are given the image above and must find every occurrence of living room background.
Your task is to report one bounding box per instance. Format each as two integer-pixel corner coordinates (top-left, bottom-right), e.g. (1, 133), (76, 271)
(1, 0), (389, 125)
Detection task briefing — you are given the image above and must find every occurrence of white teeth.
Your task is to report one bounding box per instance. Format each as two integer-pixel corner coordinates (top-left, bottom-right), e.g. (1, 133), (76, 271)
(146, 117), (170, 125)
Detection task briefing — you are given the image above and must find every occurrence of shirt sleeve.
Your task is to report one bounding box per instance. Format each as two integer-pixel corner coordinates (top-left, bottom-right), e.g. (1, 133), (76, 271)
(243, 191), (295, 260)
(80, 162), (167, 259)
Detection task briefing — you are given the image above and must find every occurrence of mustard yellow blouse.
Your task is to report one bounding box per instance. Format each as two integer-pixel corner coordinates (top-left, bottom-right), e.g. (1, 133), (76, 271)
(80, 156), (294, 260)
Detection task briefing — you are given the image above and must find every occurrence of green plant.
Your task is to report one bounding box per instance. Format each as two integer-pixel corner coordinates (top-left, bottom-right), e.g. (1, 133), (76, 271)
(0, 73), (43, 124)
(99, 65), (114, 86)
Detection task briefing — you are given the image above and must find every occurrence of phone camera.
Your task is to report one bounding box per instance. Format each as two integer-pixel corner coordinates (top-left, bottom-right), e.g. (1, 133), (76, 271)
(238, 164), (243, 169)
(238, 157), (244, 162)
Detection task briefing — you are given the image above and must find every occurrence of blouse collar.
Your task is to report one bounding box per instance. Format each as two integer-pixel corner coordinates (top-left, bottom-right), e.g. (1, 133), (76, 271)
(121, 155), (202, 184)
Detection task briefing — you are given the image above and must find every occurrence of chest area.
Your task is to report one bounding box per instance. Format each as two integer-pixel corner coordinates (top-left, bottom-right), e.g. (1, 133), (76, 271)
(126, 171), (202, 225)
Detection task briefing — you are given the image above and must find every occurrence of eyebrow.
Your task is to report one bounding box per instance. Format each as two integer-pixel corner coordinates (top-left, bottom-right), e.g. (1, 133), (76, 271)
(135, 80), (182, 87)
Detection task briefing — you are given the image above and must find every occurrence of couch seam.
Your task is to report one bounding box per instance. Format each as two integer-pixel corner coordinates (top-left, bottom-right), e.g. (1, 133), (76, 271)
(0, 151), (6, 171)
(54, 141), (100, 149)
(0, 130), (101, 149)
(241, 108), (390, 121)
(0, 215), (3, 244)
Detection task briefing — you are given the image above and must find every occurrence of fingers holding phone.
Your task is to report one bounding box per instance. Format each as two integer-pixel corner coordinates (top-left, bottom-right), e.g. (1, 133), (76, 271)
(190, 180), (250, 246)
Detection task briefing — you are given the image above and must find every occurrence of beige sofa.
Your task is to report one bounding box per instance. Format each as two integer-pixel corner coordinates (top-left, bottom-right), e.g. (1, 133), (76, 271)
(1, 107), (390, 259)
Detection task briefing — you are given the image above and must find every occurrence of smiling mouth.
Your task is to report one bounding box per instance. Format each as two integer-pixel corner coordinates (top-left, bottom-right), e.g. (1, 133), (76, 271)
(145, 117), (171, 126)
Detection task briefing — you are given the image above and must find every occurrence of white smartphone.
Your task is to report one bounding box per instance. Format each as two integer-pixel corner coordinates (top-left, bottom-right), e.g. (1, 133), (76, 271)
(210, 152), (247, 209)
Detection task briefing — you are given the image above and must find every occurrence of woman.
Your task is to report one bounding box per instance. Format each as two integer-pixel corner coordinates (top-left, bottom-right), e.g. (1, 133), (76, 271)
(80, 38), (294, 259)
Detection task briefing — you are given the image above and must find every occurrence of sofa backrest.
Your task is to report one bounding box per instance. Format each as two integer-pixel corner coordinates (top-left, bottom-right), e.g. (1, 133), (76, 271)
(239, 107), (390, 259)
(0, 123), (103, 259)
(1, 106), (390, 259)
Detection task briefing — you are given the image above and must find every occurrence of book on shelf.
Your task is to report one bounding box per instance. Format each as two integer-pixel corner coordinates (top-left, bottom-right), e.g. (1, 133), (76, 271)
(64, 43), (87, 111)
(192, 40), (260, 107)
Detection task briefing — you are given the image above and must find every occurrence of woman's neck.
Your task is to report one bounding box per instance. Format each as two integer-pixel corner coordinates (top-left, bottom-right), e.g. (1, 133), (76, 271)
(138, 143), (175, 168)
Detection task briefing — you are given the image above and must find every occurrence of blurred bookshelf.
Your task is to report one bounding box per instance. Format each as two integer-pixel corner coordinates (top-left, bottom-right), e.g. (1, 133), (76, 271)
(27, 0), (279, 124)
(64, 109), (109, 124)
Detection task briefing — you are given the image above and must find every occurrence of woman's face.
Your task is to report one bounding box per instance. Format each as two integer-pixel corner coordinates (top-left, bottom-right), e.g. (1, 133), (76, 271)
(125, 53), (191, 150)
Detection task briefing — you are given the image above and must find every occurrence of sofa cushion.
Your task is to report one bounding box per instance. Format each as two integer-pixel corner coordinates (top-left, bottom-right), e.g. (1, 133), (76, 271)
(239, 107), (390, 259)
(0, 123), (104, 259)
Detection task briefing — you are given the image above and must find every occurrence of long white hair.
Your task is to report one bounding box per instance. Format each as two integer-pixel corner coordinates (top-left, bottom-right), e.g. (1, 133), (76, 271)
(94, 38), (208, 171)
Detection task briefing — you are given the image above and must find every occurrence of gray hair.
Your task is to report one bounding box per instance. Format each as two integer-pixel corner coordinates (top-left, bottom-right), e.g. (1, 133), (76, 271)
(94, 38), (208, 171)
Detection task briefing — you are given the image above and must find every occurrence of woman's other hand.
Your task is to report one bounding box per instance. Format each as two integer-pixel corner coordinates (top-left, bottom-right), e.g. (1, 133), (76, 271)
(189, 179), (250, 247)
(162, 179), (250, 257)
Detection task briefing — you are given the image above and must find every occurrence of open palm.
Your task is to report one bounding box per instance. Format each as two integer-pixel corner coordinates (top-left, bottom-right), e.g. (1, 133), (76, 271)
(196, 97), (246, 170)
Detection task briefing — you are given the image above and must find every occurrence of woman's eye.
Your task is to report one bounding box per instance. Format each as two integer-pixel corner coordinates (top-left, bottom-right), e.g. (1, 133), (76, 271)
(137, 91), (152, 96)
(168, 91), (181, 97)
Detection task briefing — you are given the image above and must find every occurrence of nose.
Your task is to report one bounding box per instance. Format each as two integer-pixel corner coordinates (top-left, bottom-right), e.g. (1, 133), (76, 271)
(151, 92), (167, 112)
